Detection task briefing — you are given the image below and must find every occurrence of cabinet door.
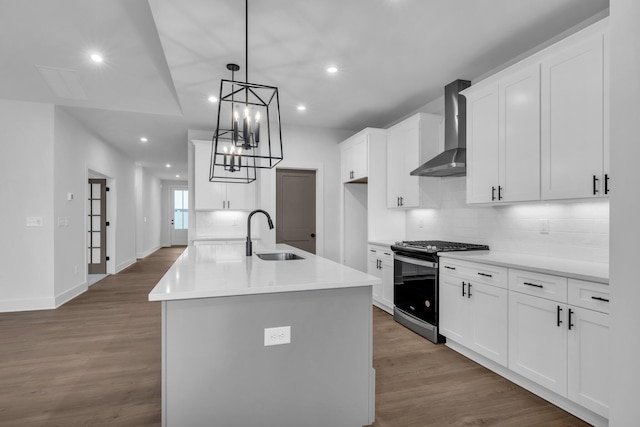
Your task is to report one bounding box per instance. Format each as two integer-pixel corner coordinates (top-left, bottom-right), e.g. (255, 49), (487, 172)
(400, 122), (421, 208)
(194, 142), (226, 210)
(341, 144), (355, 183)
(500, 65), (541, 202)
(367, 255), (382, 301)
(508, 292), (567, 396)
(352, 137), (368, 181)
(225, 180), (256, 210)
(386, 127), (404, 208)
(439, 274), (469, 344)
(466, 84), (500, 204)
(468, 282), (508, 366)
(541, 34), (604, 200)
(567, 306), (610, 418)
(380, 258), (394, 311)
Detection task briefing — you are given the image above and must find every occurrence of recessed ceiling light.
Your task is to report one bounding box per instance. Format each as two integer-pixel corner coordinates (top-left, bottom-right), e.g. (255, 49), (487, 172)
(90, 53), (103, 63)
(297, 105), (307, 111)
(326, 65), (338, 74)
(208, 95), (218, 103)
(140, 137), (148, 142)
(165, 164), (171, 168)
(175, 174), (180, 178)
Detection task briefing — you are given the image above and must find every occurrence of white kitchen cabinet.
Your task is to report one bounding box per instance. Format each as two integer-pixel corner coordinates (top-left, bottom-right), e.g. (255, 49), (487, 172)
(341, 130), (368, 183)
(540, 29), (608, 200)
(508, 291), (568, 396)
(567, 305), (610, 418)
(465, 64), (540, 204)
(193, 140), (256, 211)
(439, 259), (508, 366)
(367, 244), (394, 314)
(386, 113), (441, 208)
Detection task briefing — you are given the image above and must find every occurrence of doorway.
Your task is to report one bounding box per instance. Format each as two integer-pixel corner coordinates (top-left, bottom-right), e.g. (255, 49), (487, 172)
(171, 187), (188, 246)
(88, 178), (107, 274)
(276, 169), (316, 253)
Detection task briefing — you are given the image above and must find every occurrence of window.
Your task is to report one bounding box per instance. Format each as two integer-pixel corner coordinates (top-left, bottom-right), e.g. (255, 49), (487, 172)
(174, 190), (189, 230)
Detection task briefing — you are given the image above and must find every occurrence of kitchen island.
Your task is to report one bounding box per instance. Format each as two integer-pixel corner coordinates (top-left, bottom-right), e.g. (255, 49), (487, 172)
(149, 243), (378, 427)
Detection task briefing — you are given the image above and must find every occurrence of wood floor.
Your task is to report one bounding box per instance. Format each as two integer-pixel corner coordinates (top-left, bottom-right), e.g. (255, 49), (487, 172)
(0, 247), (589, 427)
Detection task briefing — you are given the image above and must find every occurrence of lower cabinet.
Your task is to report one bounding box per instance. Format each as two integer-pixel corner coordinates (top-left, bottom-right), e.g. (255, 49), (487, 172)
(367, 244), (393, 314)
(439, 257), (610, 423)
(439, 259), (508, 366)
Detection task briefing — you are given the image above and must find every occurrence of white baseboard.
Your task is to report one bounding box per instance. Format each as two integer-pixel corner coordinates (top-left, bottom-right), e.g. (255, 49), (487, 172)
(54, 281), (88, 308)
(445, 340), (608, 427)
(136, 245), (161, 260)
(373, 299), (393, 314)
(116, 257), (136, 273)
(0, 296), (55, 313)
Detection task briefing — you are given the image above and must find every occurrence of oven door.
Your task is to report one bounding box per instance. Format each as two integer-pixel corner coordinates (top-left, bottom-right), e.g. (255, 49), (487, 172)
(393, 254), (438, 326)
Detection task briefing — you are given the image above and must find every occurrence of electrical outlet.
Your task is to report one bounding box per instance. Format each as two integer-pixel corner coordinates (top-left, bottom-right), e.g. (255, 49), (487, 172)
(264, 326), (291, 346)
(540, 218), (550, 234)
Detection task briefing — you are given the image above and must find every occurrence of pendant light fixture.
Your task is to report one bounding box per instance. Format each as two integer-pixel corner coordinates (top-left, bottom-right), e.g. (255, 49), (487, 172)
(210, 0), (283, 184)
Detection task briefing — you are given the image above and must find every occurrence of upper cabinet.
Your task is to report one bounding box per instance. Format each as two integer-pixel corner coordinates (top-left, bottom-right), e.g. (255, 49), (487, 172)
(387, 113), (442, 209)
(192, 140), (256, 211)
(541, 31), (608, 200)
(466, 65), (541, 204)
(465, 18), (608, 204)
(341, 131), (369, 183)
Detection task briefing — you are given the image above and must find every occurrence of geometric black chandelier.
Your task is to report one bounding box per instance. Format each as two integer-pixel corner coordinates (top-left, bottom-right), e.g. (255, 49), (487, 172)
(210, 0), (283, 184)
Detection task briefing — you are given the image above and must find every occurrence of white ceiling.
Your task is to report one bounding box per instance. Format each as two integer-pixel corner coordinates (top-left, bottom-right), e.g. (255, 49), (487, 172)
(0, 0), (609, 180)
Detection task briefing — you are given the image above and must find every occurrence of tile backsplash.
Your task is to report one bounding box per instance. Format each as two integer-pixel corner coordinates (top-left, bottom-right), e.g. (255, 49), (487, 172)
(406, 177), (609, 263)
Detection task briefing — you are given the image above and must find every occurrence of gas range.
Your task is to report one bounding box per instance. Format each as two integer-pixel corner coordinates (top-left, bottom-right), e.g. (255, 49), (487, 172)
(391, 240), (489, 255)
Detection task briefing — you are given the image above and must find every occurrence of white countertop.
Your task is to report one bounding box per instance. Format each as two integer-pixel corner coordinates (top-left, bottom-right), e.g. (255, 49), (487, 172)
(368, 240), (397, 248)
(438, 250), (609, 284)
(149, 243), (379, 301)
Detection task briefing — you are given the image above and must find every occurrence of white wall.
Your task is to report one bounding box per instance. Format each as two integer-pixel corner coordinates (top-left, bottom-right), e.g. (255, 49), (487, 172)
(190, 124), (352, 262)
(0, 100), (55, 311)
(406, 177), (609, 262)
(135, 165), (162, 258)
(609, 0), (640, 424)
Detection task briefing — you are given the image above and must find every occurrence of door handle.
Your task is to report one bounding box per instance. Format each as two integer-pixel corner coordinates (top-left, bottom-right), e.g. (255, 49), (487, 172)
(568, 309), (574, 330)
(557, 306), (563, 327)
(311, 233), (316, 238)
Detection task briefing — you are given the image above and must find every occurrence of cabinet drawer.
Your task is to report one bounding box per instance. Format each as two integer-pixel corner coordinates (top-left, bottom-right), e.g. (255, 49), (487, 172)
(440, 258), (507, 289)
(568, 279), (610, 314)
(509, 269), (567, 302)
(368, 245), (393, 262)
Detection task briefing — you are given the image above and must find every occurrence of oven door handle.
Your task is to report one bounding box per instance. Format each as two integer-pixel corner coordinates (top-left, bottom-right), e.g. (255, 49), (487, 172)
(393, 254), (437, 268)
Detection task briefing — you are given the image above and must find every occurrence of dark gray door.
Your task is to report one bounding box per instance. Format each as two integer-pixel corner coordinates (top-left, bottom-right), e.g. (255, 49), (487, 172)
(276, 169), (316, 254)
(88, 179), (107, 274)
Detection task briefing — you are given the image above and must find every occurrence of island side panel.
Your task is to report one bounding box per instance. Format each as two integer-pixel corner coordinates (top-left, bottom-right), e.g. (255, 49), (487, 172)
(163, 286), (373, 427)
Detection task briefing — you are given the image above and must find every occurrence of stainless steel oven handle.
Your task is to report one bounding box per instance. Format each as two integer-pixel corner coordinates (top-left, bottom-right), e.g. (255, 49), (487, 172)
(393, 254), (437, 268)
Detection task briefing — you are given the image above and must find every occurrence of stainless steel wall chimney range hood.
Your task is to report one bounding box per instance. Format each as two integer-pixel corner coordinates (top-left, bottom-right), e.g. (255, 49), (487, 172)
(410, 79), (471, 177)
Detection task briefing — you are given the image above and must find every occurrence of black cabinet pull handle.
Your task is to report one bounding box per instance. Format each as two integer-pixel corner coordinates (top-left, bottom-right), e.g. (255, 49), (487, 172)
(384, 252), (391, 256)
(468, 283), (472, 298)
(397, 197), (400, 207)
(462, 281), (466, 297)
(498, 185), (503, 200)
(591, 296), (610, 302)
(523, 282), (544, 288)
(370, 250), (376, 253)
(557, 306), (563, 327)
(444, 266), (456, 270)
(491, 186), (496, 201)
(593, 175), (599, 195)
(400, 197), (403, 206)
(568, 308), (574, 330)
(477, 272), (493, 277)
(605, 174), (610, 194)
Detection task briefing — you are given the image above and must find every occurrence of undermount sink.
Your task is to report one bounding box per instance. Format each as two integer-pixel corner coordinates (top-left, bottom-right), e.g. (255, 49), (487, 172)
(256, 252), (304, 261)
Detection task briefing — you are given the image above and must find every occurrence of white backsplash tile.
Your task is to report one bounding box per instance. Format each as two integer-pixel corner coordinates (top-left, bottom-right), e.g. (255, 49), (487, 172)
(406, 177), (609, 262)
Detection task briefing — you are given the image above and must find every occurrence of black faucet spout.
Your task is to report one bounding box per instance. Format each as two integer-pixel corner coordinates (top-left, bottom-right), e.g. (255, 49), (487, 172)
(246, 209), (274, 256)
